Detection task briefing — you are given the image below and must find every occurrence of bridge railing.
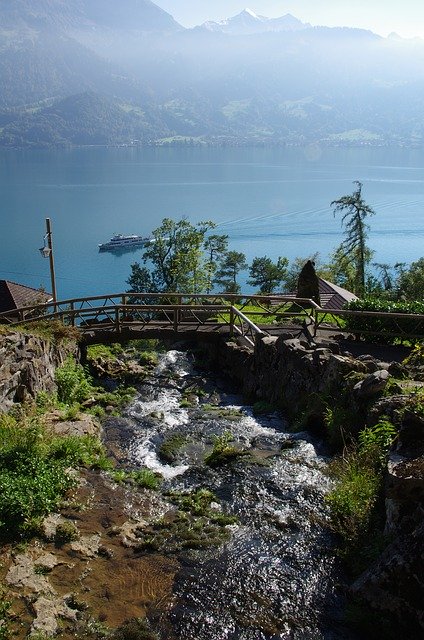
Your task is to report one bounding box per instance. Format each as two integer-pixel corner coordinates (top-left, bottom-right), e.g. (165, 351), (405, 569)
(0, 292), (318, 328)
(1, 292), (423, 344)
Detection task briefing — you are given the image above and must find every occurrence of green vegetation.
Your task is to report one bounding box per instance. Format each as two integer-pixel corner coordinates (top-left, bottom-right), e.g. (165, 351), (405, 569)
(0, 413), (109, 538)
(247, 256), (289, 294)
(204, 431), (249, 468)
(344, 298), (424, 343)
(158, 434), (188, 463)
(326, 418), (397, 550)
(134, 489), (237, 554)
(214, 250), (248, 295)
(54, 521), (80, 546)
(55, 356), (93, 404)
(127, 218), (216, 294)
(331, 181), (375, 297)
(111, 469), (161, 490)
(0, 590), (12, 640)
(14, 320), (80, 344)
(112, 618), (158, 640)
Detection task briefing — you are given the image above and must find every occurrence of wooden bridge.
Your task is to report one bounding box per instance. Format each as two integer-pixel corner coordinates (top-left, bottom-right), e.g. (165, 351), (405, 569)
(0, 292), (423, 347)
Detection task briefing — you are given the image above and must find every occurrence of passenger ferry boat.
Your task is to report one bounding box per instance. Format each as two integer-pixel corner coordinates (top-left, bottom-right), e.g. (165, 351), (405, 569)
(98, 234), (152, 252)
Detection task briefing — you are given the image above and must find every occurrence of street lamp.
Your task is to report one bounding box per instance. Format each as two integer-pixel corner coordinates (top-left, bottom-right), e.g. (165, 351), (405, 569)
(39, 217), (57, 303)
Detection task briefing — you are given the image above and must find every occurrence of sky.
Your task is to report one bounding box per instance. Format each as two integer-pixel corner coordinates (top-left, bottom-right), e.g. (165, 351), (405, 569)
(155, 1), (424, 38)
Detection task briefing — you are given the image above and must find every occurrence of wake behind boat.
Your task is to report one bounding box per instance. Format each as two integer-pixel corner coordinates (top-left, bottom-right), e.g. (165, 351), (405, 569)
(98, 233), (152, 252)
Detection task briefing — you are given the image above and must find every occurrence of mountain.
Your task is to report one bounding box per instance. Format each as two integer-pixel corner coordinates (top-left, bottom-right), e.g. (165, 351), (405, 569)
(0, 0), (181, 31)
(201, 9), (310, 35)
(0, 0), (181, 109)
(1, 1), (424, 147)
(0, 92), (169, 147)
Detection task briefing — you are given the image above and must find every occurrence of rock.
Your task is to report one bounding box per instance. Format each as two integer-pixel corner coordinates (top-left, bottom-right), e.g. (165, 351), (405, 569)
(6, 554), (54, 594)
(46, 413), (100, 438)
(41, 514), (68, 541)
(31, 595), (78, 636)
(296, 260), (321, 306)
(385, 454), (424, 533)
(352, 521), (424, 636)
(0, 329), (77, 412)
(353, 369), (389, 398)
(69, 534), (101, 558)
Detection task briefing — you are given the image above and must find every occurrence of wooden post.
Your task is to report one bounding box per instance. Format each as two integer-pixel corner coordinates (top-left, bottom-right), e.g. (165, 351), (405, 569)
(230, 306), (235, 337)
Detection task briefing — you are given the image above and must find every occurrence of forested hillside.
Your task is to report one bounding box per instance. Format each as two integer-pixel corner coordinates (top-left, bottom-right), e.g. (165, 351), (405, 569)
(1, 1), (424, 147)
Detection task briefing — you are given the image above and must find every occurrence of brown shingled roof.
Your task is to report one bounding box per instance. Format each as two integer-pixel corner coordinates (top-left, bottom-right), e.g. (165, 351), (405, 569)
(0, 280), (51, 314)
(317, 278), (358, 310)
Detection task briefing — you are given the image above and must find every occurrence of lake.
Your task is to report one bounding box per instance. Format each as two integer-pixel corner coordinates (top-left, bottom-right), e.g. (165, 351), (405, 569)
(1, 146), (423, 300)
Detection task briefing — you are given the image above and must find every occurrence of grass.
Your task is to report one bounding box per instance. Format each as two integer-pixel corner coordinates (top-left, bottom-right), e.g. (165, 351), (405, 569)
(0, 589), (12, 640)
(326, 418), (397, 552)
(14, 320), (80, 344)
(204, 431), (249, 468)
(111, 468), (162, 490)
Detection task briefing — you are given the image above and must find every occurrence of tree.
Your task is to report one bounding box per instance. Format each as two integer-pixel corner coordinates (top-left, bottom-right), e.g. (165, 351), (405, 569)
(331, 181), (375, 296)
(126, 263), (154, 293)
(214, 251), (248, 295)
(203, 234), (229, 293)
(398, 257), (424, 300)
(247, 256), (288, 294)
(129, 218), (215, 294)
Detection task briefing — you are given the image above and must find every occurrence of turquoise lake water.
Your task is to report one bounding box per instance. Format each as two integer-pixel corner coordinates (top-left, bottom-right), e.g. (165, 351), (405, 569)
(1, 146), (423, 300)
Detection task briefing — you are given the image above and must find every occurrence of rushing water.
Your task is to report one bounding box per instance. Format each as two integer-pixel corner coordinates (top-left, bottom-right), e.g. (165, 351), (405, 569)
(104, 350), (355, 640)
(1, 146), (424, 299)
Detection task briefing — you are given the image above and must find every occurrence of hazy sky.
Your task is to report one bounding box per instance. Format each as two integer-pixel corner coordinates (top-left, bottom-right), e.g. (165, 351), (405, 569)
(155, 1), (424, 38)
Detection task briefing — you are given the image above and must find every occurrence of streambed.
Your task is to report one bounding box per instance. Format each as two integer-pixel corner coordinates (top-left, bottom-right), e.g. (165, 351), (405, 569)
(103, 349), (355, 640)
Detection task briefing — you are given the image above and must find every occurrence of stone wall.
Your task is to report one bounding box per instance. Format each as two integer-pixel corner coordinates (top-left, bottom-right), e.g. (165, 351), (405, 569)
(201, 334), (369, 418)
(0, 329), (78, 411)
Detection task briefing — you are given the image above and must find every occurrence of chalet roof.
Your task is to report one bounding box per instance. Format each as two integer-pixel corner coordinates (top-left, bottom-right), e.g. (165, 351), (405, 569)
(0, 280), (51, 314)
(317, 278), (358, 310)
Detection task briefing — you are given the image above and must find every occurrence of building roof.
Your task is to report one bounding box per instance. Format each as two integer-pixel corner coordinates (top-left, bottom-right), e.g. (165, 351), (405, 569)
(317, 278), (358, 310)
(0, 280), (51, 314)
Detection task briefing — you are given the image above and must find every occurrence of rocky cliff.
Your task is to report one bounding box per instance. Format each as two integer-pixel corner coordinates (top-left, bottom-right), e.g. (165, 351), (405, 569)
(0, 329), (78, 411)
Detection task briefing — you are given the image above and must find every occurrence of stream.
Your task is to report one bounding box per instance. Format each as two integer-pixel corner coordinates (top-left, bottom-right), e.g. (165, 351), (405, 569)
(104, 349), (355, 640)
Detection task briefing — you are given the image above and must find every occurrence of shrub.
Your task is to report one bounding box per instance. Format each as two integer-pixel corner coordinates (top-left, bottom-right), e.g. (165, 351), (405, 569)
(326, 459), (381, 546)
(358, 418), (397, 470)
(344, 298), (424, 344)
(55, 357), (93, 404)
(112, 617), (158, 640)
(0, 417), (111, 537)
(326, 418), (396, 549)
(54, 522), (80, 546)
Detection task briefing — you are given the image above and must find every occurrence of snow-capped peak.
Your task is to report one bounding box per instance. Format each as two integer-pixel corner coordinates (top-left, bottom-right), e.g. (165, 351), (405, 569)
(243, 8), (259, 19)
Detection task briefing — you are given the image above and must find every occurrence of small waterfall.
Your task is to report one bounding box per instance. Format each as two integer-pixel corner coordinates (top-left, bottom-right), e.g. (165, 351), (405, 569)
(105, 350), (355, 640)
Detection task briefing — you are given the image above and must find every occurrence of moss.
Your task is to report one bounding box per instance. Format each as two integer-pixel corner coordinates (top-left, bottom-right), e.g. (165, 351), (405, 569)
(204, 432), (249, 468)
(158, 434), (188, 463)
(54, 521), (80, 546)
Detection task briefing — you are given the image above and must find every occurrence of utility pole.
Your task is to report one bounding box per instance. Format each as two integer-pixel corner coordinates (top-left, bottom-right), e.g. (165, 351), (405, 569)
(39, 217), (57, 303)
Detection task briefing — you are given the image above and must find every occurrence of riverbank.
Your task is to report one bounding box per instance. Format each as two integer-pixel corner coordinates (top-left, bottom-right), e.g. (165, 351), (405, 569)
(0, 329), (423, 638)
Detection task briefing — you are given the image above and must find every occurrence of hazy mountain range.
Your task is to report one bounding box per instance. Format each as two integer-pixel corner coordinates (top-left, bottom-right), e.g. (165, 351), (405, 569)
(1, 0), (423, 148)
